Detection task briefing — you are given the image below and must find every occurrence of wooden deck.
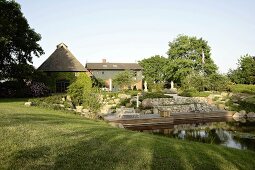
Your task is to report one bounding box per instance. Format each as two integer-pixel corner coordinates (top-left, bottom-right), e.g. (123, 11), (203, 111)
(104, 111), (234, 130)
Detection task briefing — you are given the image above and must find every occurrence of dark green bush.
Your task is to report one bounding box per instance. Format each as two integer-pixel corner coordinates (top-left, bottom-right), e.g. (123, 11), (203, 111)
(226, 96), (255, 112)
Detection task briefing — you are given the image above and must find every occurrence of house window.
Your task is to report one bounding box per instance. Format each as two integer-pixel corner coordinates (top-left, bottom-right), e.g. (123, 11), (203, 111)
(102, 71), (104, 74)
(56, 80), (70, 93)
(134, 72), (137, 76)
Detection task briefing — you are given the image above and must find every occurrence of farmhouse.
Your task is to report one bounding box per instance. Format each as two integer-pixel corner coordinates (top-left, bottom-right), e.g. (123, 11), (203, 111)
(86, 59), (143, 91)
(38, 43), (89, 93)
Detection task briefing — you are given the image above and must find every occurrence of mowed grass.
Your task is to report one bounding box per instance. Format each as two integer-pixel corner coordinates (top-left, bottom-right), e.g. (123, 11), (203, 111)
(0, 99), (255, 170)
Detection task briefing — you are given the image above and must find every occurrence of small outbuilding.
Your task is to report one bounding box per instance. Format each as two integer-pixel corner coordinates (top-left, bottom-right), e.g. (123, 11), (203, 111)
(38, 43), (89, 92)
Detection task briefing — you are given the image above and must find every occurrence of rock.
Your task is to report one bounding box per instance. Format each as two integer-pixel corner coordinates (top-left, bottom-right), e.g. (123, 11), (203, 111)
(217, 104), (225, 110)
(247, 112), (255, 118)
(239, 110), (246, 114)
(145, 110), (152, 114)
(24, 102), (32, 107)
(66, 95), (72, 102)
(59, 104), (65, 108)
(233, 116), (246, 123)
(228, 93), (233, 97)
(61, 97), (65, 101)
(142, 99), (152, 108)
(126, 103), (132, 108)
(221, 92), (228, 97)
(75, 106), (83, 113)
(233, 111), (246, 118)
(82, 109), (90, 113)
(118, 94), (128, 99)
(114, 99), (120, 104)
(108, 100), (114, 104)
(153, 108), (159, 114)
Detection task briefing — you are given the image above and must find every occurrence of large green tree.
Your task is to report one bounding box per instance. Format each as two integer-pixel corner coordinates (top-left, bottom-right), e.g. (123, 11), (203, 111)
(138, 55), (167, 83)
(0, 0), (44, 79)
(113, 70), (135, 90)
(228, 54), (255, 84)
(165, 35), (218, 84)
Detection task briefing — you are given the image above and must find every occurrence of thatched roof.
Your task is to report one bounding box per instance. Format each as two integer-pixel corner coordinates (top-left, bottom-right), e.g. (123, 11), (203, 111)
(86, 63), (143, 70)
(38, 43), (87, 72)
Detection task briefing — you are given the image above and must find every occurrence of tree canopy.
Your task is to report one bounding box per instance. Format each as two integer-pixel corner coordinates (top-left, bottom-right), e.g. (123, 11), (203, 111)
(113, 70), (135, 90)
(163, 35), (218, 85)
(0, 0), (44, 78)
(167, 35), (217, 74)
(228, 54), (255, 84)
(138, 55), (167, 83)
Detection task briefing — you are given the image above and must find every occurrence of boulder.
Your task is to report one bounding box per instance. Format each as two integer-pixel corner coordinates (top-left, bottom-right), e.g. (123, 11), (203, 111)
(145, 110), (152, 114)
(66, 95), (72, 102)
(59, 104), (65, 108)
(82, 109), (90, 113)
(141, 99), (153, 108)
(239, 110), (246, 114)
(247, 112), (255, 118)
(75, 106), (83, 113)
(221, 92), (228, 97)
(232, 116), (246, 123)
(118, 94), (130, 99)
(217, 104), (225, 110)
(114, 98), (120, 104)
(108, 100), (114, 104)
(233, 111), (246, 118)
(24, 102), (33, 107)
(153, 108), (159, 114)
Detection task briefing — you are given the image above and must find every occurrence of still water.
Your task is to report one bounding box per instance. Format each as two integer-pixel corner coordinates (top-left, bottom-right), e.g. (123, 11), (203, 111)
(144, 118), (255, 151)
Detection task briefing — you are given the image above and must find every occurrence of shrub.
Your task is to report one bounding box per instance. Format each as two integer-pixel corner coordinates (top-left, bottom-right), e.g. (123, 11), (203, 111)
(29, 81), (49, 97)
(28, 94), (66, 110)
(0, 80), (50, 97)
(229, 84), (255, 94)
(207, 74), (231, 91)
(83, 89), (102, 113)
(150, 83), (164, 92)
(182, 73), (209, 91)
(67, 73), (92, 106)
(226, 96), (255, 112)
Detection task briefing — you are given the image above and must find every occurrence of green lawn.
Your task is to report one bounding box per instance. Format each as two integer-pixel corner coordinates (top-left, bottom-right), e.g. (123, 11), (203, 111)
(0, 99), (255, 170)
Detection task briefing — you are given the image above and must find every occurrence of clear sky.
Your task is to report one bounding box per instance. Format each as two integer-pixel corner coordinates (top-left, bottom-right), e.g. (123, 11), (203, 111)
(16, 0), (255, 73)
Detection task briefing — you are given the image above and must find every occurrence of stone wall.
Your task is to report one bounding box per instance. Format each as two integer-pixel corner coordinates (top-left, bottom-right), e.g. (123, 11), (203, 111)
(142, 97), (219, 113)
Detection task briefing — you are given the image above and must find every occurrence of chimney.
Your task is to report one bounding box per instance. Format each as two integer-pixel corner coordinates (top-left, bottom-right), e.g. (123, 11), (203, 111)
(102, 59), (107, 63)
(57, 43), (68, 49)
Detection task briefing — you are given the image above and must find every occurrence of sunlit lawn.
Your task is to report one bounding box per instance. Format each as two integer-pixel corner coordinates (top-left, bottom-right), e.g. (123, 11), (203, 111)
(0, 98), (255, 170)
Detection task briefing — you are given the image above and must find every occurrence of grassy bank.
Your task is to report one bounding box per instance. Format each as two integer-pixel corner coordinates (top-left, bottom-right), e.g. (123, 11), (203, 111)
(0, 99), (255, 169)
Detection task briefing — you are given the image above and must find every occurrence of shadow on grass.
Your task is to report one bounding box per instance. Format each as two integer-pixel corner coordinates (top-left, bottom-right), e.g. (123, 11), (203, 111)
(0, 112), (102, 128)
(6, 125), (255, 170)
(0, 98), (28, 103)
(2, 101), (255, 169)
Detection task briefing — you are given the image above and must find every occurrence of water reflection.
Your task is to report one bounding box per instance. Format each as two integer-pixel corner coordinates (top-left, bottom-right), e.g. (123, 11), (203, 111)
(145, 119), (255, 151)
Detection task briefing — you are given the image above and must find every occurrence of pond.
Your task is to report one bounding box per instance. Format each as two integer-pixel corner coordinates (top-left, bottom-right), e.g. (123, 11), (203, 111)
(143, 118), (255, 151)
